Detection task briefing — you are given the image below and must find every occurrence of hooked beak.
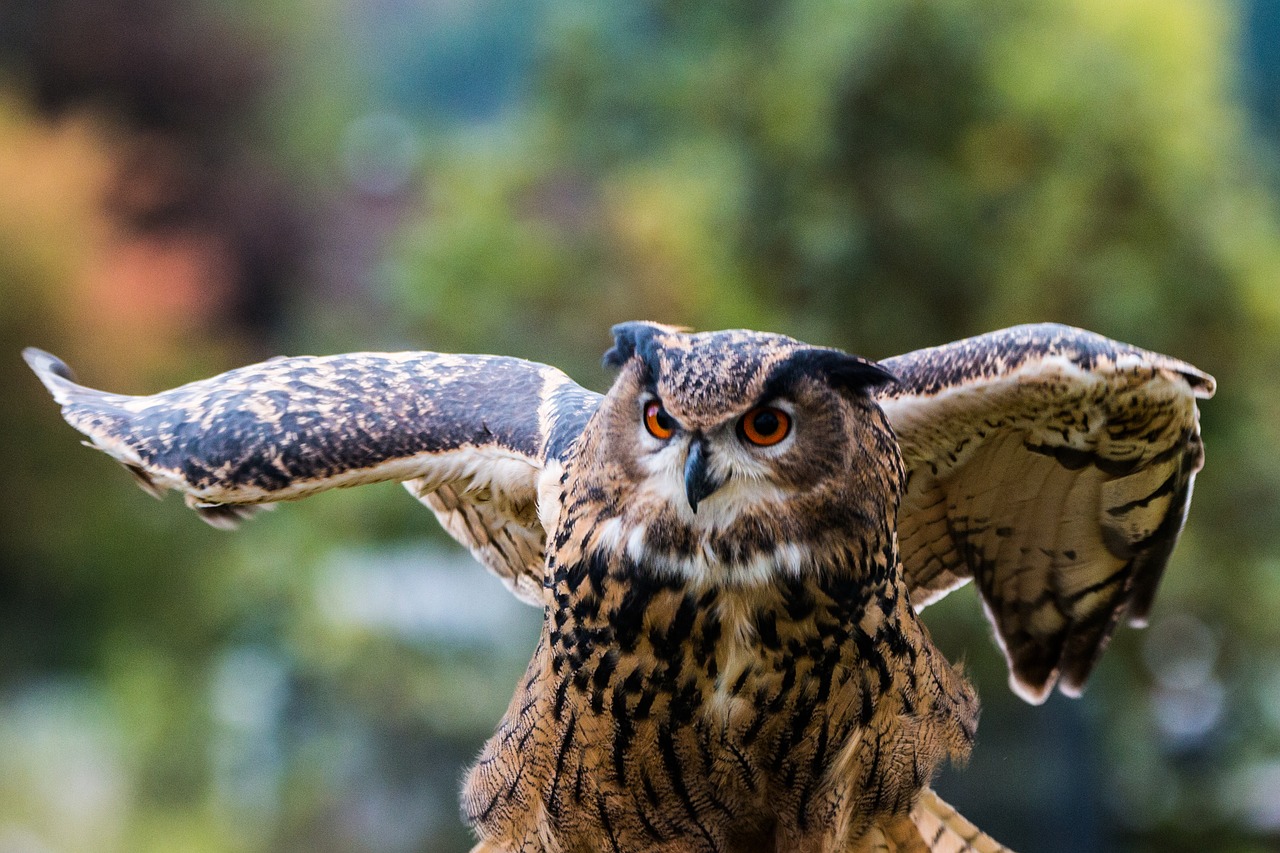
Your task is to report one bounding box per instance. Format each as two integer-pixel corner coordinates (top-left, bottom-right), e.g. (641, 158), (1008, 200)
(684, 438), (723, 513)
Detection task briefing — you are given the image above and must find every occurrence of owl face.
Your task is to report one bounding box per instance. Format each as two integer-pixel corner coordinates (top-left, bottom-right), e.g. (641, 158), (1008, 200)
(572, 322), (902, 586)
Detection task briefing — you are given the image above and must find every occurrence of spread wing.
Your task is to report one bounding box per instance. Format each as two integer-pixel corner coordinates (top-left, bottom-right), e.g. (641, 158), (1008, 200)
(24, 347), (602, 605)
(876, 324), (1215, 704)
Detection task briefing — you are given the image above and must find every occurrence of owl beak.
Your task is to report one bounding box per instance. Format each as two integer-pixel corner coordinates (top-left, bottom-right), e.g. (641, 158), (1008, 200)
(684, 438), (721, 513)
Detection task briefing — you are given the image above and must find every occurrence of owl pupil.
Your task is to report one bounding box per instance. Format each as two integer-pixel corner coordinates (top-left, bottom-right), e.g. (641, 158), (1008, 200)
(655, 409), (673, 430)
(752, 411), (779, 436)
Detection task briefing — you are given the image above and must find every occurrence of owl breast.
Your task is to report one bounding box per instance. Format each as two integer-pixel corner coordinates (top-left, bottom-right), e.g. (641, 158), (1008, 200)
(463, 536), (977, 853)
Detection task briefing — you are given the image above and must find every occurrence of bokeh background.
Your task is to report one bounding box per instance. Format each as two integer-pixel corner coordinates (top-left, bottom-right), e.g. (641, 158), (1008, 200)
(1, 0), (1278, 851)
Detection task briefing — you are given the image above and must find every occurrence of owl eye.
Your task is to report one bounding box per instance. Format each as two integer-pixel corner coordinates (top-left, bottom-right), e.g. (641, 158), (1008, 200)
(739, 406), (791, 447)
(643, 400), (677, 440)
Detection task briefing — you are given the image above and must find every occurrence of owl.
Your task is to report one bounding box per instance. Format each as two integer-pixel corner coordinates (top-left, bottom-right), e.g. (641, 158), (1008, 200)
(25, 322), (1214, 853)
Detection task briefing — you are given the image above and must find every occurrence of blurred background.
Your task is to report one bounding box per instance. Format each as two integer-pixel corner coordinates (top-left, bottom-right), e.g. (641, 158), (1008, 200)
(0, 0), (1277, 850)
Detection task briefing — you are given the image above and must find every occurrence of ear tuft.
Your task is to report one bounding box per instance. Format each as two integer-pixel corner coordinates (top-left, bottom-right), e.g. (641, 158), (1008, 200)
(777, 349), (898, 396)
(603, 321), (665, 369)
(824, 353), (898, 393)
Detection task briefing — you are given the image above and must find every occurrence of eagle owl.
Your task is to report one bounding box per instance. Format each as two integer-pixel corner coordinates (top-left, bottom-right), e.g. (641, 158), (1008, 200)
(25, 322), (1214, 853)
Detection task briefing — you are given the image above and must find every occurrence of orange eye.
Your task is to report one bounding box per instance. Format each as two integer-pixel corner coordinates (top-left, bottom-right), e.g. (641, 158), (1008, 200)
(739, 406), (791, 447)
(644, 400), (676, 440)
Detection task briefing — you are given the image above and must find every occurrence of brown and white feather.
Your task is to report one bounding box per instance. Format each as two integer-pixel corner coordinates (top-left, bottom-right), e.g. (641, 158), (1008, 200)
(877, 324), (1213, 702)
(22, 346), (601, 598)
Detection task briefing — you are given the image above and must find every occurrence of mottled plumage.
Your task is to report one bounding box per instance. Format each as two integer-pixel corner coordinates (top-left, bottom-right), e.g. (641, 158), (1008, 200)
(24, 322), (1214, 852)
(877, 325), (1213, 702)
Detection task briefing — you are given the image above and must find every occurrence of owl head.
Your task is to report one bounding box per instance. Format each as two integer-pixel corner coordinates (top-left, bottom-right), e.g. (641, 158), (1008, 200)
(568, 321), (903, 585)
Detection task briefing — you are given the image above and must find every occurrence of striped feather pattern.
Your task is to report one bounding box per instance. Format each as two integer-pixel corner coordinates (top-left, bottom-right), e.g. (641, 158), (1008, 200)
(23, 346), (601, 597)
(878, 324), (1213, 702)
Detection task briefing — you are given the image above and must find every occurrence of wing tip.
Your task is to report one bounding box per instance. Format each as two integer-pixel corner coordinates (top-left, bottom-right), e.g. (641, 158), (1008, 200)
(1056, 679), (1086, 700)
(1008, 632), (1119, 704)
(1181, 367), (1216, 399)
(23, 347), (80, 404)
(1008, 671), (1054, 706)
(1009, 670), (1094, 704)
(1149, 358), (1214, 399)
(27, 351), (195, 510)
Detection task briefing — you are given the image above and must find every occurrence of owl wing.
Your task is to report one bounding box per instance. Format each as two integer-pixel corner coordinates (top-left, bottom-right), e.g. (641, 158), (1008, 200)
(875, 324), (1215, 704)
(24, 347), (602, 605)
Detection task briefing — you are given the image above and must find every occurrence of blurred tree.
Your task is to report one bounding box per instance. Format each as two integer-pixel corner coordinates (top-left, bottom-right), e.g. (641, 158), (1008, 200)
(0, 0), (312, 353)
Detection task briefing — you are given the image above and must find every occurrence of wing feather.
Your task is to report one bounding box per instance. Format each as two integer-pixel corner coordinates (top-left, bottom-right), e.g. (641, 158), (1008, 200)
(877, 324), (1214, 703)
(24, 347), (603, 602)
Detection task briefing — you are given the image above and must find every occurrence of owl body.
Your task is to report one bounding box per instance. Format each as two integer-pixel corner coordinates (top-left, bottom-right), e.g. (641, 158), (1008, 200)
(464, 327), (977, 852)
